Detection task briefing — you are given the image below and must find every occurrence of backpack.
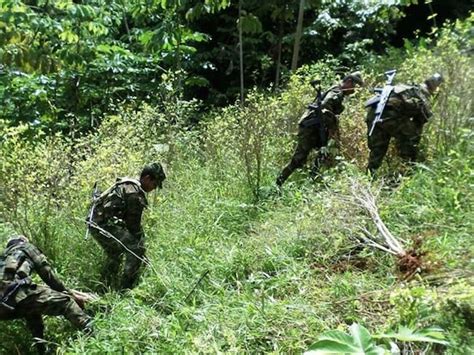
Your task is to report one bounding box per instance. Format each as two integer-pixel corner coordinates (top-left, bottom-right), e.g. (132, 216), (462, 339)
(0, 245), (32, 282)
(88, 178), (143, 224)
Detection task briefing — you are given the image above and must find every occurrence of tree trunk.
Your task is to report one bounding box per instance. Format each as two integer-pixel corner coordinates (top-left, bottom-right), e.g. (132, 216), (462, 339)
(291, 0), (305, 72)
(239, 0), (244, 106)
(274, 21), (283, 89)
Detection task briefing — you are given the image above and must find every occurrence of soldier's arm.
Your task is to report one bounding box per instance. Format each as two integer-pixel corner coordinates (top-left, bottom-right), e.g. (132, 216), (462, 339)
(124, 188), (146, 238)
(322, 91), (345, 149)
(27, 245), (67, 292)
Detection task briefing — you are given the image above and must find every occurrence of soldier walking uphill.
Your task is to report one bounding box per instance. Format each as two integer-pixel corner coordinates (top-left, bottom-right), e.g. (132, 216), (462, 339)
(0, 235), (92, 354)
(365, 73), (444, 175)
(276, 72), (364, 186)
(87, 163), (166, 290)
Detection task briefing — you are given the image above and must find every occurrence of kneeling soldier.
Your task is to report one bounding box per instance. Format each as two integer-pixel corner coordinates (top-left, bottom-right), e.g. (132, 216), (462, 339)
(87, 163), (166, 290)
(0, 235), (92, 354)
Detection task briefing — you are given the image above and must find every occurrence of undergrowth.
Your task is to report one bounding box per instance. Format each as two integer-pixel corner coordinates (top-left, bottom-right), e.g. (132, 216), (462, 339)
(0, 15), (472, 354)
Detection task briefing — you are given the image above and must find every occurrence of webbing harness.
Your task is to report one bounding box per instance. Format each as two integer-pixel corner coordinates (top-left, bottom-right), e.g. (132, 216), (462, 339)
(85, 178), (144, 240)
(0, 278), (31, 311)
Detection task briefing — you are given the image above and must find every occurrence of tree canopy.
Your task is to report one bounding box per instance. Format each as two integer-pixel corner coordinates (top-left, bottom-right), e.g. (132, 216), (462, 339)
(0, 0), (470, 131)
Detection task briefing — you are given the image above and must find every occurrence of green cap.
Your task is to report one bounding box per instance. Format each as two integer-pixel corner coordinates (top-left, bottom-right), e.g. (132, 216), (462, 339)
(142, 162), (166, 188)
(424, 73), (444, 91)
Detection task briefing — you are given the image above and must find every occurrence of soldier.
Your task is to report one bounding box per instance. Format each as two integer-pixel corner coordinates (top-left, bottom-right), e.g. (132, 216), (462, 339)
(0, 235), (92, 354)
(87, 162), (166, 290)
(276, 72), (364, 186)
(365, 73), (444, 175)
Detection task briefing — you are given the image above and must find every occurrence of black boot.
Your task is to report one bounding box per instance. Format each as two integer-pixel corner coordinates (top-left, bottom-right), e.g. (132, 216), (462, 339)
(276, 174), (285, 187)
(276, 166), (294, 187)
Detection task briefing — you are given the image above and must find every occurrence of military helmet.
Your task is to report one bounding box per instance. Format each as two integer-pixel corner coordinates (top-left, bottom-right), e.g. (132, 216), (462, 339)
(343, 71), (364, 86)
(424, 73), (444, 91)
(6, 235), (29, 248)
(141, 162), (166, 188)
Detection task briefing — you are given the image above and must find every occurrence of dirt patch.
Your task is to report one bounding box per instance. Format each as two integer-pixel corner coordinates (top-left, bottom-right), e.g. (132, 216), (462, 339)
(397, 250), (423, 275)
(397, 236), (427, 279)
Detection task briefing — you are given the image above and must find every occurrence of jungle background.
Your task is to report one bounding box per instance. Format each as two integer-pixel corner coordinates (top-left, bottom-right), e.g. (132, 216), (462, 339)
(0, 0), (473, 353)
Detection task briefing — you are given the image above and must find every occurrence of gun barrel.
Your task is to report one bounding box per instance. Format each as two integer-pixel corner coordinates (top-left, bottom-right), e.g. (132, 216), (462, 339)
(310, 79), (321, 88)
(369, 71), (396, 137)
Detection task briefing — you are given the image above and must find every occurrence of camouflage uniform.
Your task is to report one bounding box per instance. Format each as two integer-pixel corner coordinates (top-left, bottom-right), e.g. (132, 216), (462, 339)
(366, 84), (432, 173)
(0, 239), (91, 353)
(277, 85), (346, 185)
(89, 178), (148, 290)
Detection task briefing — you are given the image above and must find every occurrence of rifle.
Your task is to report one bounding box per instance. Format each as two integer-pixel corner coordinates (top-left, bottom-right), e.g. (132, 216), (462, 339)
(85, 182), (100, 240)
(305, 80), (328, 146)
(307, 79), (322, 113)
(368, 69), (397, 136)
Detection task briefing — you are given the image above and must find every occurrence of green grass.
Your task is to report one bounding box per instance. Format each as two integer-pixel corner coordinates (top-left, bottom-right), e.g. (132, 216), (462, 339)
(1, 18), (473, 353)
(1, 116), (472, 355)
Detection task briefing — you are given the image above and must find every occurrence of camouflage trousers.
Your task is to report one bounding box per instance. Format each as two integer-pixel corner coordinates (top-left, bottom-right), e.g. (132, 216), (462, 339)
(277, 125), (327, 186)
(367, 113), (424, 174)
(0, 285), (91, 353)
(90, 224), (145, 290)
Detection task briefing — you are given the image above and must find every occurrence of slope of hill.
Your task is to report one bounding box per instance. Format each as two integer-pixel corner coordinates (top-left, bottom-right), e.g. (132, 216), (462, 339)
(0, 15), (472, 354)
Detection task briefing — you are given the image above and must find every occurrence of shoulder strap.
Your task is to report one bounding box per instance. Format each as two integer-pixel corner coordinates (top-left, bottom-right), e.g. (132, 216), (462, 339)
(323, 85), (340, 98)
(308, 85), (338, 111)
(116, 178), (142, 188)
(392, 84), (414, 95)
(96, 177), (144, 202)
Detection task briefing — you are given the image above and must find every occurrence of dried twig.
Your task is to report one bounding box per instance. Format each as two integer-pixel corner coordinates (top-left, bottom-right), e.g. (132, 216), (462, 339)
(349, 178), (407, 257)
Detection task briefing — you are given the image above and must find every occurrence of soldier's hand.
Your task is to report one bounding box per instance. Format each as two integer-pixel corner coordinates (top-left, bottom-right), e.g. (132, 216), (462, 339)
(69, 289), (99, 309)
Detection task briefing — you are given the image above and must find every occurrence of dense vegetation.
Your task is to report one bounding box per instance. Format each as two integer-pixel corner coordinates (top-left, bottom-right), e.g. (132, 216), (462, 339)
(0, 0), (470, 131)
(0, 2), (473, 354)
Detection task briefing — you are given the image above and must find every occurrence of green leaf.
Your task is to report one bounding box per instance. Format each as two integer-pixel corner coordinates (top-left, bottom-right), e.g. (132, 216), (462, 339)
(306, 339), (360, 354)
(375, 326), (449, 345)
(316, 330), (358, 348)
(306, 325), (386, 355)
(350, 323), (373, 350)
(59, 30), (79, 44)
(239, 14), (262, 34)
(139, 31), (154, 46)
(185, 76), (209, 87)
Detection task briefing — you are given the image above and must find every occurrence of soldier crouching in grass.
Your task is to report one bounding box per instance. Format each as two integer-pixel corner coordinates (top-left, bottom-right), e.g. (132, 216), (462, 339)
(0, 235), (92, 354)
(365, 73), (444, 176)
(276, 72), (364, 187)
(87, 163), (166, 291)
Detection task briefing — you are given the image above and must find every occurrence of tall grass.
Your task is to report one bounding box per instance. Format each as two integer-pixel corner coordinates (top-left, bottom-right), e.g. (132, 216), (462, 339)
(0, 15), (473, 354)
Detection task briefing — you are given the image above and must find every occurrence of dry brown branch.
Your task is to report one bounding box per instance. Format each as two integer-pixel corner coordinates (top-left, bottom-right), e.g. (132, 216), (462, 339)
(349, 178), (407, 257)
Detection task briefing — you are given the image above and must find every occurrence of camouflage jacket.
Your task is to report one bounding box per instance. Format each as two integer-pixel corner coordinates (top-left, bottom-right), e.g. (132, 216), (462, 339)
(91, 178), (148, 238)
(0, 242), (66, 304)
(366, 84), (432, 124)
(299, 85), (345, 141)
